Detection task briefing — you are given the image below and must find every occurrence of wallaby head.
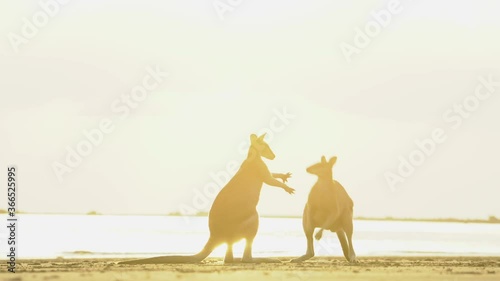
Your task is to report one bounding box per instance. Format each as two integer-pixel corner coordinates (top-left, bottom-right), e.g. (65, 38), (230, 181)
(249, 133), (276, 160)
(306, 156), (337, 178)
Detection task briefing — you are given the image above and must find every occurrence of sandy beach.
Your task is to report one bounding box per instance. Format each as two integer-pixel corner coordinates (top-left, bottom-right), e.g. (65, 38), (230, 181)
(1, 256), (498, 281)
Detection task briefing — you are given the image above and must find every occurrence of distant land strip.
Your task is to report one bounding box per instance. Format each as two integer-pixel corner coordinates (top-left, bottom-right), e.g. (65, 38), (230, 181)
(1, 209), (498, 224)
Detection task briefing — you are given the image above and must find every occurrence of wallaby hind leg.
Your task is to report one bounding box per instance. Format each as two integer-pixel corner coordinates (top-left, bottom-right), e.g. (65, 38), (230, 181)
(242, 237), (254, 262)
(224, 243), (234, 264)
(241, 212), (259, 263)
(291, 211), (315, 263)
(344, 215), (357, 263)
(241, 237), (281, 263)
(336, 230), (350, 261)
(291, 225), (314, 263)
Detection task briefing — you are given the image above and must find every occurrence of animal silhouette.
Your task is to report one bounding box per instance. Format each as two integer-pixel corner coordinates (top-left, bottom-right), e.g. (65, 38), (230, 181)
(291, 156), (356, 263)
(120, 133), (295, 264)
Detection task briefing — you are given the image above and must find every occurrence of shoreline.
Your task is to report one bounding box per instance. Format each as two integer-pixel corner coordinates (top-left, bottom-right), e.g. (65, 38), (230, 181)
(2, 256), (498, 280)
(2, 213), (499, 225)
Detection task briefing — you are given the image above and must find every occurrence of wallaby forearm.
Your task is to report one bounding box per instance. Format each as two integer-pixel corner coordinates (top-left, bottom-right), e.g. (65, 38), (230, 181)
(272, 173), (284, 179)
(265, 177), (288, 189)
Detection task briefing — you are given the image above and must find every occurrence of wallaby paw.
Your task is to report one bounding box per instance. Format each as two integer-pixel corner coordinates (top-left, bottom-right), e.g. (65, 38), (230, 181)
(314, 230), (323, 240)
(283, 185), (295, 195)
(282, 172), (292, 183)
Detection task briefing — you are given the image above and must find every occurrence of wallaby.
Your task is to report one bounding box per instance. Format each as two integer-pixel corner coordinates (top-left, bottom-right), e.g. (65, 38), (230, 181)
(291, 156), (356, 263)
(120, 133), (295, 264)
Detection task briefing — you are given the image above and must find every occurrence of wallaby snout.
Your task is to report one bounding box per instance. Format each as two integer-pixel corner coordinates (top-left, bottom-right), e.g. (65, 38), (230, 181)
(306, 165), (318, 175)
(306, 156), (337, 177)
(263, 149), (276, 160)
(250, 133), (275, 160)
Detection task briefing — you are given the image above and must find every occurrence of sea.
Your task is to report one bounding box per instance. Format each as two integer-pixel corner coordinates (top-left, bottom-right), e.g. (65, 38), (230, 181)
(1, 215), (499, 259)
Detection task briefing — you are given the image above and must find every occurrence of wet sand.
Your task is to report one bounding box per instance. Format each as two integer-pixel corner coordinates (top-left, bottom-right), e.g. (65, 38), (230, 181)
(1, 256), (499, 281)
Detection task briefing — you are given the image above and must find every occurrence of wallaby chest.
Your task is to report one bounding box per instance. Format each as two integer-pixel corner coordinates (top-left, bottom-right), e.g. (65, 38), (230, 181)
(308, 180), (337, 208)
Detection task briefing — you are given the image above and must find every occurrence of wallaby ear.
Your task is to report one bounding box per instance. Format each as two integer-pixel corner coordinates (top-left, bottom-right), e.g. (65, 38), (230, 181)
(250, 134), (258, 143)
(258, 133), (267, 141)
(321, 156), (327, 164)
(329, 156), (337, 166)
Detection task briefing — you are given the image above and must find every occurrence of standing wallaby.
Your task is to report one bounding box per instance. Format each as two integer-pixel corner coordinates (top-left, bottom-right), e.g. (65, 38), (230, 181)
(120, 133), (295, 264)
(291, 156), (356, 263)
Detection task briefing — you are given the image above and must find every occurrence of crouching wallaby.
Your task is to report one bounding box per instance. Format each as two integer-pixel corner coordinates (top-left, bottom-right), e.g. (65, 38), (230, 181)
(291, 156), (357, 263)
(120, 133), (295, 264)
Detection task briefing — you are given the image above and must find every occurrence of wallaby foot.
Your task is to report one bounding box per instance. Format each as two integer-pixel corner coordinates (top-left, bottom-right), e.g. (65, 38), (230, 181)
(290, 254), (313, 263)
(241, 257), (282, 263)
(348, 251), (358, 263)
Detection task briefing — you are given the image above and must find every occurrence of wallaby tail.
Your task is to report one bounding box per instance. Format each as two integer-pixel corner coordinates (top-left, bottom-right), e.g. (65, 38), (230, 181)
(119, 236), (217, 264)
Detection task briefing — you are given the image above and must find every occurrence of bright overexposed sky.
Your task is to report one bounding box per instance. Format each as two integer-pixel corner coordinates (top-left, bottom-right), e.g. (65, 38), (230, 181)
(1, 0), (499, 219)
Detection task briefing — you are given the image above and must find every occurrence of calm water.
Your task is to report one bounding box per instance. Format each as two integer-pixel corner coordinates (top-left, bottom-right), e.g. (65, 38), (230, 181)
(1, 215), (499, 259)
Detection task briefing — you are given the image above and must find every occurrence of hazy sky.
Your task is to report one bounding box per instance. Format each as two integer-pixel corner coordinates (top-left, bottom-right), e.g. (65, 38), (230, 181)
(1, 0), (499, 219)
